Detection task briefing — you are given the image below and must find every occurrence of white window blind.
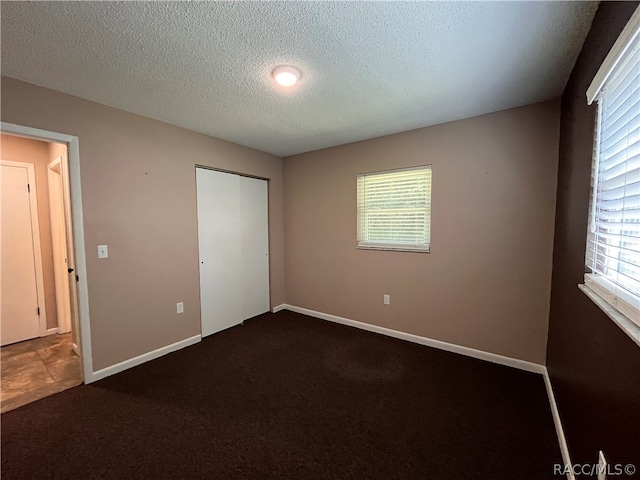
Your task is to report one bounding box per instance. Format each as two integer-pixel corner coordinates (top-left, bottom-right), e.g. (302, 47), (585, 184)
(357, 166), (432, 252)
(585, 27), (640, 325)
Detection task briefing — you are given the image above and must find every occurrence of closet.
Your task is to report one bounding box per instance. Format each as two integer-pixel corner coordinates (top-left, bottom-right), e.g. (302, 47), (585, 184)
(196, 168), (270, 337)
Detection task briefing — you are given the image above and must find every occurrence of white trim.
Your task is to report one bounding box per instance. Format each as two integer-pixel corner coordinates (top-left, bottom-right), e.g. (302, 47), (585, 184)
(579, 284), (640, 348)
(587, 5), (640, 104)
(272, 304), (286, 313)
(1, 160), (48, 336)
(279, 304), (546, 374)
(544, 370), (575, 480)
(583, 276), (640, 329)
(1, 122), (93, 384)
(588, 103), (602, 233)
(47, 155), (72, 334)
(356, 245), (431, 253)
(72, 342), (80, 356)
(88, 334), (201, 382)
(45, 327), (59, 336)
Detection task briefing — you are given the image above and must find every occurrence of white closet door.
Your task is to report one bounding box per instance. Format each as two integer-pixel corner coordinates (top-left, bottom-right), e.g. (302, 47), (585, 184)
(197, 169), (242, 337)
(240, 176), (270, 320)
(196, 168), (270, 338)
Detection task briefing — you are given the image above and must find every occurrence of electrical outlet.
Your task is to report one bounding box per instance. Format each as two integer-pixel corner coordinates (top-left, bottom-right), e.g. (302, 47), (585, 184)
(598, 451), (607, 480)
(384, 294), (390, 305)
(97, 245), (108, 259)
(176, 302), (184, 314)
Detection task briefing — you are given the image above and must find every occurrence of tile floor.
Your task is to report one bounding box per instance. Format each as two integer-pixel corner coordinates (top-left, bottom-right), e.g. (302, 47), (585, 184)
(1, 333), (82, 413)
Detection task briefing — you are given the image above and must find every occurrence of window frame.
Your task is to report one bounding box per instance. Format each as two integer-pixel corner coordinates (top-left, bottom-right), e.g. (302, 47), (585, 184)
(581, 5), (640, 346)
(356, 165), (432, 253)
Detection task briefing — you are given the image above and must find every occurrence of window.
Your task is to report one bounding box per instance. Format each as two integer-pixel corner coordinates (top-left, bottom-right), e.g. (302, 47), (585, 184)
(584, 8), (640, 329)
(357, 166), (432, 252)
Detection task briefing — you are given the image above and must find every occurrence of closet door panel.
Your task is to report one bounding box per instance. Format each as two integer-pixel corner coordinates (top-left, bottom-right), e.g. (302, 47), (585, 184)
(196, 169), (242, 337)
(240, 176), (270, 320)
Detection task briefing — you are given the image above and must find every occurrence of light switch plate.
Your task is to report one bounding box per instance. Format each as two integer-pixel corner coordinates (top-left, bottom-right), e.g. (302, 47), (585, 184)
(384, 294), (390, 305)
(97, 245), (108, 259)
(176, 302), (184, 314)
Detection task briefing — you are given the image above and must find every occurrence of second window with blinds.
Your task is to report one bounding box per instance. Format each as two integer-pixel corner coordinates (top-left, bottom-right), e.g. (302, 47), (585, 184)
(584, 10), (640, 328)
(357, 166), (432, 252)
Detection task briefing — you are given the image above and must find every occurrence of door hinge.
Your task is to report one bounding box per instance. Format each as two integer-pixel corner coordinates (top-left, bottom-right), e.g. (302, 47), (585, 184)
(37, 307), (40, 316)
(27, 183), (31, 193)
(76, 274), (79, 282)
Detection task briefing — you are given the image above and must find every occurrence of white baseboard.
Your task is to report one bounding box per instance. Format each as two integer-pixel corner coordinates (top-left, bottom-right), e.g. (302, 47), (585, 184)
(279, 304), (546, 374)
(544, 370), (574, 480)
(272, 304), (287, 313)
(87, 334), (201, 383)
(43, 327), (59, 336)
(72, 342), (80, 356)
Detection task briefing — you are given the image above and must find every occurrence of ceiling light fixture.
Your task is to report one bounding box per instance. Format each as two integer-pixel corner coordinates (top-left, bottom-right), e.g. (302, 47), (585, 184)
(272, 66), (300, 87)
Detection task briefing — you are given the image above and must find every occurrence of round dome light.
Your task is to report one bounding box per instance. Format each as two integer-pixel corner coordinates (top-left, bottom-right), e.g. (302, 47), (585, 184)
(272, 66), (300, 87)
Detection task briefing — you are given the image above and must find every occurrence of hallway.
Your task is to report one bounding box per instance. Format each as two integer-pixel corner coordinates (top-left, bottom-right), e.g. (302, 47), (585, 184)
(1, 333), (82, 413)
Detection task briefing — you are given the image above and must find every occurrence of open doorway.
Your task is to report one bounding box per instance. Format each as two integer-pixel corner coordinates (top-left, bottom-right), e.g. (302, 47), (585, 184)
(1, 133), (82, 412)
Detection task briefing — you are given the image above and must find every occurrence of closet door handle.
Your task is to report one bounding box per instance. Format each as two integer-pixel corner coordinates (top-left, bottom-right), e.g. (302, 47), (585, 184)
(67, 268), (74, 273)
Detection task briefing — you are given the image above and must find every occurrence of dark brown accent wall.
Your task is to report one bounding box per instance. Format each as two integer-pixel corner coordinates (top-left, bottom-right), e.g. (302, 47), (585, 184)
(548, 0), (640, 469)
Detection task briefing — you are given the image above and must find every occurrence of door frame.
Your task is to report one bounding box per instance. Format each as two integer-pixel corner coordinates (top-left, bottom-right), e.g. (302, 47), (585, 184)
(0, 159), (48, 337)
(1, 122), (93, 383)
(47, 156), (72, 334)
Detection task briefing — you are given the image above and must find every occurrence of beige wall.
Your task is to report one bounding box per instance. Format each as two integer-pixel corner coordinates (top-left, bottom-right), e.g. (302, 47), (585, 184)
(1, 77), (285, 371)
(1, 133), (59, 330)
(283, 101), (560, 364)
(0, 75), (557, 369)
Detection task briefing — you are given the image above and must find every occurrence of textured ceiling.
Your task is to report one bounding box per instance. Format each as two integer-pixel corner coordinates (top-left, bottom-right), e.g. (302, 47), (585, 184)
(1, 1), (598, 157)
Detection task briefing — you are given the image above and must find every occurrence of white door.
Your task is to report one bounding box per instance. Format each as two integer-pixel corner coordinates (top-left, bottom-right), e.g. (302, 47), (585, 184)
(196, 168), (270, 337)
(1, 162), (42, 345)
(240, 176), (270, 320)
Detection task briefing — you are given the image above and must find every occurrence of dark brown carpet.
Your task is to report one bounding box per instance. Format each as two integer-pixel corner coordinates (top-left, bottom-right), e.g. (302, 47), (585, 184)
(1, 311), (561, 479)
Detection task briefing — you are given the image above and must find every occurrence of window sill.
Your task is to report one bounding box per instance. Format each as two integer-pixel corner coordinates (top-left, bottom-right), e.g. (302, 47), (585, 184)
(356, 246), (430, 253)
(578, 284), (640, 348)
